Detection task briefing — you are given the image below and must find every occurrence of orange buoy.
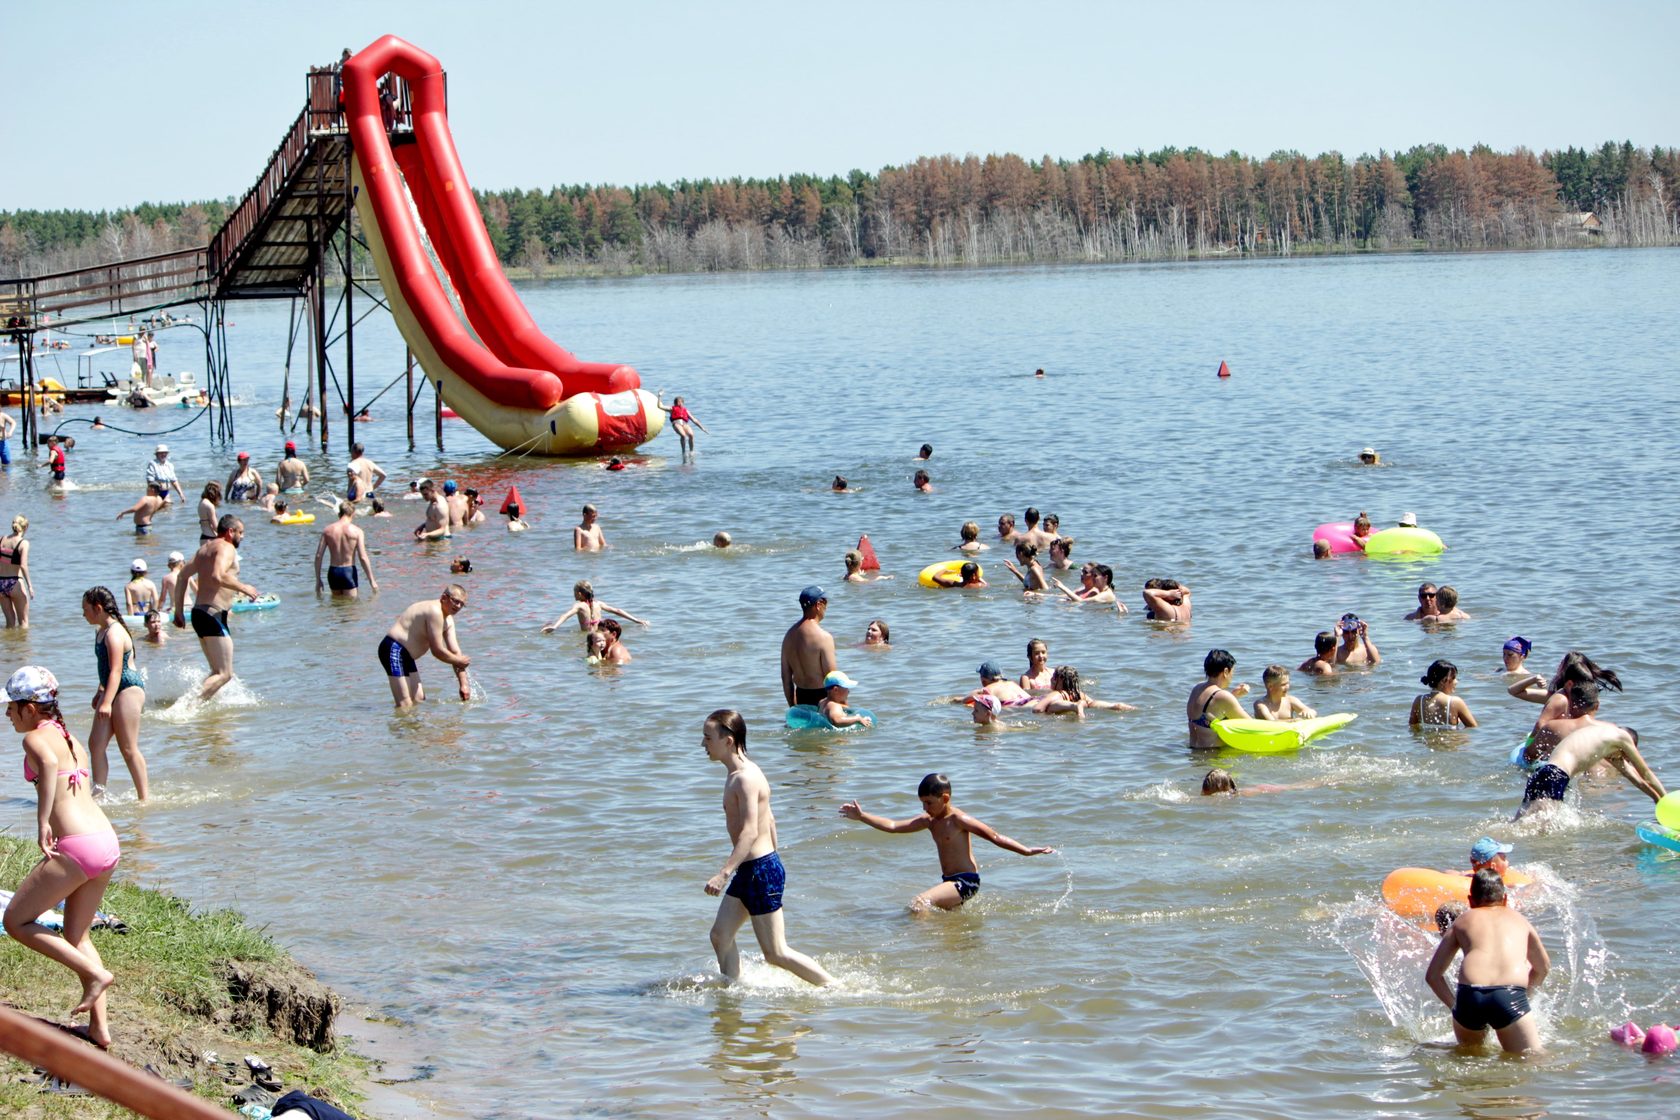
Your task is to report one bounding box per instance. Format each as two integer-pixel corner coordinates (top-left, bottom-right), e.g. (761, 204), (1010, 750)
(857, 534), (880, 571)
(499, 485), (524, 514)
(1217, 360), (1231, 379)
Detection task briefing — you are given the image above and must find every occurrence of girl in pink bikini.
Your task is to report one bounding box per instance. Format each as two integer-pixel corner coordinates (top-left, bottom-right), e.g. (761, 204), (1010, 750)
(2, 666), (118, 1047)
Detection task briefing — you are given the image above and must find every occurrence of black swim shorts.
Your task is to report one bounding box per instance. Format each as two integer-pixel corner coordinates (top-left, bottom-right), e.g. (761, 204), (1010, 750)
(1523, 762), (1570, 804)
(1454, 983), (1531, 1031)
(726, 851), (786, 916)
(943, 871), (982, 902)
(189, 605), (230, 639)
(327, 565), (359, 591)
(377, 635), (418, 678)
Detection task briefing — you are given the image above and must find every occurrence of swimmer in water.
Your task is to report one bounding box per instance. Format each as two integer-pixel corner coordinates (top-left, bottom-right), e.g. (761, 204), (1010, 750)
(1516, 721), (1663, 820)
(843, 549), (892, 583)
(1187, 649), (1250, 749)
(1410, 659), (1477, 728)
(995, 513), (1018, 546)
(592, 618), (632, 664)
(1501, 637), (1533, 676)
(931, 560), (986, 589)
(541, 579), (648, 640)
(369, 497), (391, 518)
(0, 516), (33, 629)
(1428, 585), (1470, 622)
(954, 521), (987, 554)
(838, 772), (1054, 912)
(1141, 578), (1188, 622)
(115, 484), (164, 535)
(505, 502), (528, 532)
(123, 560), (157, 617)
(831, 476), (851, 493)
(1312, 540), (1332, 559)
(1019, 639), (1051, 691)
(1358, 447), (1382, 466)
(1528, 679), (1604, 760)
(1333, 613), (1381, 667)
(863, 619), (890, 648)
(1252, 664), (1316, 721)
(1003, 541), (1049, 593)
(1298, 631), (1337, 676)
(912, 469), (932, 493)
(1020, 508), (1053, 550)
(1403, 582), (1439, 621)
(713, 531), (732, 549)
(573, 503), (606, 550)
(817, 670), (872, 728)
(378, 586), (472, 707)
(916, 443), (932, 460)
(1200, 769), (1338, 797)
(1424, 869), (1549, 1053)
(702, 709), (834, 986)
(259, 483), (280, 514)
(1054, 563), (1119, 607)
(315, 502), (378, 598)
(1047, 536), (1075, 570)
(414, 479), (450, 541)
(1351, 511), (1373, 549)
(1508, 651), (1623, 767)
(1040, 665), (1135, 715)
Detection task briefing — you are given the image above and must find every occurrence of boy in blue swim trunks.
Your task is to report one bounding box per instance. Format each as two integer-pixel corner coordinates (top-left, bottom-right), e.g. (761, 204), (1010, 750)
(839, 772), (1055, 912)
(703, 709), (834, 986)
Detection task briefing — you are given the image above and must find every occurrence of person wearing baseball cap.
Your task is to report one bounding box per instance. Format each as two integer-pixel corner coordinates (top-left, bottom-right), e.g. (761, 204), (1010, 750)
(1469, 837), (1513, 875)
(818, 670), (872, 729)
(144, 442), (184, 503)
(225, 452), (262, 503)
(125, 559), (158, 617)
(4, 664), (120, 1046)
(968, 661), (1033, 722)
(276, 439), (310, 493)
(782, 586), (835, 708)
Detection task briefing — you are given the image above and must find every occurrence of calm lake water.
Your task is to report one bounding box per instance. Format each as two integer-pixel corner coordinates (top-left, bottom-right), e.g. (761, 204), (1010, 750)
(5, 248), (1680, 1118)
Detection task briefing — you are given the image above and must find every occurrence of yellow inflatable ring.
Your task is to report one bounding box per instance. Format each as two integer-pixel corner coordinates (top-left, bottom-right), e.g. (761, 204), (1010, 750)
(275, 511), (316, 525)
(918, 560), (980, 589)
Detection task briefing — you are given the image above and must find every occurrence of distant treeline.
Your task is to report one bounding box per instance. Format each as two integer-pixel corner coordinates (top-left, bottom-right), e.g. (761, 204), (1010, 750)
(4, 142), (1676, 280)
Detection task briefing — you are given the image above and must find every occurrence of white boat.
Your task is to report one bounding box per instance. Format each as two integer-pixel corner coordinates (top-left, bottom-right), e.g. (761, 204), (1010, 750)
(107, 370), (208, 409)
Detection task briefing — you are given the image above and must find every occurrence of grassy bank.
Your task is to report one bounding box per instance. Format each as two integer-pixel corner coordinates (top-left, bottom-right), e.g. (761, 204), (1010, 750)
(0, 835), (370, 1118)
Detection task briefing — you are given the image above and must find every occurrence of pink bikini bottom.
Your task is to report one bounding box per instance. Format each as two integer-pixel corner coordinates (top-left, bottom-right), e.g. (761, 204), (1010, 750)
(56, 829), (121, 879)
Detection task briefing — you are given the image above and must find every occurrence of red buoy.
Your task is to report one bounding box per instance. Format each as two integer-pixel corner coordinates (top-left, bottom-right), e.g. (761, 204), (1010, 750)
(499, 485), (524, 514)
(857, 534), (880, 571)
(1217, 360), (1231, 379)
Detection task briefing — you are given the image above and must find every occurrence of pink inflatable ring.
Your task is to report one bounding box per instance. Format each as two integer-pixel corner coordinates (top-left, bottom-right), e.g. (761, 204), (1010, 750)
(1313, 522), (1364, 554)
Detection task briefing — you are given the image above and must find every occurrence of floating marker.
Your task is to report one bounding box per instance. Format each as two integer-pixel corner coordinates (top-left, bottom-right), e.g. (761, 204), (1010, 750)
(1217, 360), (1231, 378)
(500, 485), (524, 514)
(857, 534), (880, 571)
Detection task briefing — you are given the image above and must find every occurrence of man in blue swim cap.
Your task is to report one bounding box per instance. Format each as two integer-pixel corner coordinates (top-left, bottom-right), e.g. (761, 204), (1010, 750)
(781, 587), (835, 708)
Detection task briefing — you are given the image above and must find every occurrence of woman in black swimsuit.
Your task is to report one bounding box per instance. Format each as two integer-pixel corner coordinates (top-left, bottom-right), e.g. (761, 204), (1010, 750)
(197, 482), (222, 541)
(0, 515), (33, 628)
(1187, 648), (1250, 749)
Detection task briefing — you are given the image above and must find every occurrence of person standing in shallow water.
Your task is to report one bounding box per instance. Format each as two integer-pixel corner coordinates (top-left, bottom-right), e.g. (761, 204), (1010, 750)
(2, 666), (119, 1047)
(702, 709), (834, 986)
(172, 515), (260, 701)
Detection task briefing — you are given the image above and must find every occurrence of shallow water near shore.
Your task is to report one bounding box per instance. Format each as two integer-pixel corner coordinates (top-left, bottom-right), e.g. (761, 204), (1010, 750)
(5, 248), (1680, 1117)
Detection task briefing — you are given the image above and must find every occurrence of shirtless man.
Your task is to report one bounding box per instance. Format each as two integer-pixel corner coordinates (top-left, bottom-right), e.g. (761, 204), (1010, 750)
(593, 618), (632, 664)
(315, 502), (378, 597)
(1403, 583), (1439, 622)
(1527, 679), (1602, 760)
(702, 708), (833, 986)
(1141, 578), (1190, 622)
(378, 585), (471, 707)
(442, 481), (469, 528)
(995, 513), (1018, 546)
(0, 407), (14, 465)
(1333, 614), (1381, 667)
(275, 441), (310, 491)
(345, 442), (386, 501)
(573, 503), (606, 551)
(115, 484), (165, 534)
(1516, 721), (1664, 819)
(839, 771), (1054, 912)
(413, 480), (450, 540)
(780, 586), (836, 707)
(172, 515), (260, 700)
(1425, 869), (1550, 1052)
(1298, 631), (1337, 676)
(1020, 507), (1055, 551)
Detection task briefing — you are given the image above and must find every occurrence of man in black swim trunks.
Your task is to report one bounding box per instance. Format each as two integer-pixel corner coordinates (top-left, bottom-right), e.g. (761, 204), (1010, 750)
(315, 502), (378, 598)
(172, 515), (260, 700)
(1515, 721), (1663, 820)
(1425, 869), (1550, 1052)
(779, 585), (836, 709)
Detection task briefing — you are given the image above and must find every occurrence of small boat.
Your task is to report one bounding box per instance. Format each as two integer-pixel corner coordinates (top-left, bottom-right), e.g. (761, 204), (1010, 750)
(107, 370), (207, 408)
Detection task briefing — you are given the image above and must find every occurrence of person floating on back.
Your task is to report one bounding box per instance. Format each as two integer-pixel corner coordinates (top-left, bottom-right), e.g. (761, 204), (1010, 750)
(838, 772), (1054, 912)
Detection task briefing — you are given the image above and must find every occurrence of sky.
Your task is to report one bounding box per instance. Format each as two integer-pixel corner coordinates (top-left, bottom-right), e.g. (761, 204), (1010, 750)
(2, 0), (1676, 212)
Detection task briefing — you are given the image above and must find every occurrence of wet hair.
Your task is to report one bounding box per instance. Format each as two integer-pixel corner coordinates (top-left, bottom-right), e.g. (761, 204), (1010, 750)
(1202, 769), (1237, 795)
(1354, 511), (1371, 533)
(705, 708), (748, 753)
(1027, 638), (1047, 659)
(960, 521), (979, 543)
(1566, 679), (1600, 713)
(913, 470), (930, 487)
(713, 531), (731, 547)
(338, 501), (355, 518)
(919, 443), (932, 458)
(202, 481), (222, 503)
(1434, 900), (1467, 932)
(831, 476), (848, 491)
(1313, 540), (1331, 558)
(9, 515), (25, 535)
(1050, 665), (1080, 696)
(1314, 631), (1336, 656)
(1204, 649), (1236, 677)
(505, 503), (521, 518)
(1550, 651), (1622, 694)
(273, 500), (288, 514)
(1014, 541), (1038, 563)
(143, 610), (162, 627)
(1262, 664), (1289, 686)
(1435, 586), (1459, 612)
(216, 513), (242, 535)
(1469, 868), (1507, 907)
(917, 772), (952, 798)
(1421, 659), (1458, 688)
(1091, 564), (1113, 588)
(1024, 507), (1040, 528)
(868, 618), (890, 643)
(83, 586), (131, 639)
(371, 498), (387, 514)
(597, 618), (622, 638)
(573, 579), (595, 602)
(1042, 514), (1059, 532)
(997, 513), (1015, 531)
(844, 550), (862, 572)
(960, 561), (979, 582)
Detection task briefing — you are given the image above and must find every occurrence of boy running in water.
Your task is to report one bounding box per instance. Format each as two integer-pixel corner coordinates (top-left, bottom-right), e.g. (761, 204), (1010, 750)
(838, 773), (1054, 911)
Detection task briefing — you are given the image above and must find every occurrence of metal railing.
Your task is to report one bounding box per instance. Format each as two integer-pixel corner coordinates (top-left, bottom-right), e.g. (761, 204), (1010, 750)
(2, 247), (208, 329)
